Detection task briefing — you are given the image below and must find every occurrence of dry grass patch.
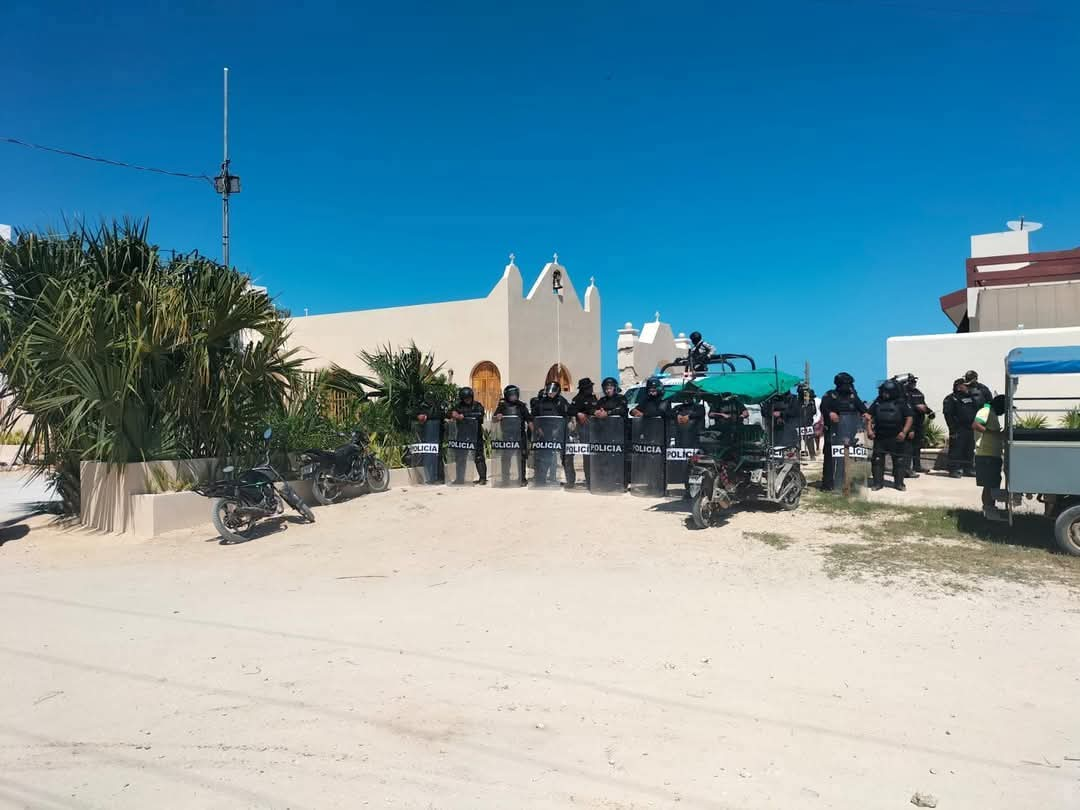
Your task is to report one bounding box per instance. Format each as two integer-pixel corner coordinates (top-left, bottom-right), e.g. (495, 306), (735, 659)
(804, 489), (1080, 591)
(744, 531), (794, 550)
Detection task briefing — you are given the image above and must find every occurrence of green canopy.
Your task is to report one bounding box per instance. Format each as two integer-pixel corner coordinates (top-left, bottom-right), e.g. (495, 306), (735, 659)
(677, 369), (802, 405)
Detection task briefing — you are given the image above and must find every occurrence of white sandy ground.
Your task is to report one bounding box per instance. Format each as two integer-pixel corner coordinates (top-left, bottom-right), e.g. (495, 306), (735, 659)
(1, 483), (1079, 810)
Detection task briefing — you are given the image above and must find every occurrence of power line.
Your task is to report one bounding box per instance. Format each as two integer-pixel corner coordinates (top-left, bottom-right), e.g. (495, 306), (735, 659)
(1, 136), (215, 187)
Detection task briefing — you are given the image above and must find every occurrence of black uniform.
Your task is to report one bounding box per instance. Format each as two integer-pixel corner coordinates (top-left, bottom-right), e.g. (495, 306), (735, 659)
(531, 394), (569, 484)
(820, 389), (868, 491)
(688, 339), (716, 373)
(494, 398), (530, 483)
(903, 384), (932, 474)
(411, 402), (444, 482)
(709, 394), (747, 427)
(968, 381), (992, 411)
(595, 392), (629, 485)
(794, 388), (818, 459)
(869, 397), (913, 489)
(943, 390), (978, 477)
(449, 398), (486, 483)
(566, 388), (598, 486)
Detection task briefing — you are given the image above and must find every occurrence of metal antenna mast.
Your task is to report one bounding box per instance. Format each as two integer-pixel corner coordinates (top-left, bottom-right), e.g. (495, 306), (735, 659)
(215, 67), (241, 266)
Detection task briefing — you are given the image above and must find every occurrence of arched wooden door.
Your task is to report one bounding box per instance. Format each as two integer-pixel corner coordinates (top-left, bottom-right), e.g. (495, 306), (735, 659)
(545, 363), (572, 393)
(470, 361), (502, 414)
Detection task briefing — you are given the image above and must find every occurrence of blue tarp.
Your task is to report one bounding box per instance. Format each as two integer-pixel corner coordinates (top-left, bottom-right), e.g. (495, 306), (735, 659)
(1006, 346), (1080, 376)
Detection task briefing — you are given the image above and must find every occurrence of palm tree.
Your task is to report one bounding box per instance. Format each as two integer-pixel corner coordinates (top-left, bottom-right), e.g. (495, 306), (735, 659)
(0, 220), (303, 512)
(325, 343), (456, 434)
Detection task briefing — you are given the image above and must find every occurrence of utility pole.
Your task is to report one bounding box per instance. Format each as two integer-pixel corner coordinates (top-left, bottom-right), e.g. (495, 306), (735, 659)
(214, 67), (241, 267)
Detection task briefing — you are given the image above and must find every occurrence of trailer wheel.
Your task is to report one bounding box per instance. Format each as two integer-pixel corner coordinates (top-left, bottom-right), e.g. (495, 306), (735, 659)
(1053, 504), (1080, 557)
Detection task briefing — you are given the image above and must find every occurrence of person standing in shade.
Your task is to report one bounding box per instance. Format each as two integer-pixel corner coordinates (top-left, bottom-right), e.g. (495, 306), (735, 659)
(868, 379), (914, 491)
(973, 394), (1008, 521)
(493, 384), (531, 485)
(819, 372), (870, 492)
(448, 387), (487, 485)
(565, 377), (597, 487)
(943, 378), (978, 479)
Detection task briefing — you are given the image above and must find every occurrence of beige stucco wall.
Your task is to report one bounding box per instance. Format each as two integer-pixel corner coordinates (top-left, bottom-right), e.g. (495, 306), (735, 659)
(283, 259), (600, 395)
(887, 325), (1080, 419)
(81, 459), (217, 534)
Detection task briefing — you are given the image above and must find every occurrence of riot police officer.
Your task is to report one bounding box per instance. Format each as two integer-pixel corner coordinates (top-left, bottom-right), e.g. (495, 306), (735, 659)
(896, 373), (933, 477)
(789, 383), (818, 459)
(962, 370), (993, 410)
(868, 379), (914, 491)
(449, 387), (487, 485)
(820, 372), (870, 492)
(686, 331), (716, 373)
(709, 393), (749, 426)
(594, 377), (628, 418)
(494, 384), (530, 485)
(566, 378), (597, 486)
(630, 377), (667, 418)
(409, 399), (444, 483)
(595, 377), (630, 486)
(943, 378), (978, 478)
(531, 381), (569, 485)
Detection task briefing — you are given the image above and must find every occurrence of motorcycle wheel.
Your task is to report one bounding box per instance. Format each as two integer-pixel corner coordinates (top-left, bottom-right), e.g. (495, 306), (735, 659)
(312, 474), (344, 506)
(212, 498), (258, 543)
(778, 469), (807, 511)
(280, 486), (316, 523)
(691, 492), (714, 530)
(365, 458), (390, 493)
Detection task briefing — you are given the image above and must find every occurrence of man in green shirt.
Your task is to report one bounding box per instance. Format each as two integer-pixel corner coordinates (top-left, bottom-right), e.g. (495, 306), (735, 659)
(973, 394), (1007, 521)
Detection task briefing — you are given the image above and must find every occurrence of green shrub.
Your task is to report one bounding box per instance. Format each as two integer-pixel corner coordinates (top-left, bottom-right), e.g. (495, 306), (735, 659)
(1016, 413), (1048, 430)
(921, 416), (944, 448)
(1061, 406), (1080, 430)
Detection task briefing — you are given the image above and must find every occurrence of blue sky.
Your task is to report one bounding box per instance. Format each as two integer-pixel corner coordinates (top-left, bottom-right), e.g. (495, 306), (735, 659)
(4, 0), (1078, 393)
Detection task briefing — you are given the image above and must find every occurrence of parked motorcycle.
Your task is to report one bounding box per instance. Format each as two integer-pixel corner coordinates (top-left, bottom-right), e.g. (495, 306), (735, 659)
(299, 429), (390, 505)
(196, 427), (315, 543)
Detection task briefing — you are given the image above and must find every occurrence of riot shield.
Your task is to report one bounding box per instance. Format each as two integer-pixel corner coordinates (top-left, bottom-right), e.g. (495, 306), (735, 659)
(445, 417), (479, 486)
(489, 415), (523, 487)
(406, 419), (442, 485)
(630, 416), (666, 497)
(531, 415), (566, 488)
(588, 415), (626, 494)
(666, 414), (703, 491)
(830, 412), (870, 495)
(564, 417), (591, 491)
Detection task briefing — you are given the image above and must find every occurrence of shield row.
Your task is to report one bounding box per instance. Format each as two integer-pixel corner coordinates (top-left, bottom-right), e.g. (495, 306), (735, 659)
(404, 415), (707, 496)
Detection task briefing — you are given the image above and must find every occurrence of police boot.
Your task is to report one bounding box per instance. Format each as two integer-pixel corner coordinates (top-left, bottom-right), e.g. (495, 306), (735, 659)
(870, 458), (885, 491)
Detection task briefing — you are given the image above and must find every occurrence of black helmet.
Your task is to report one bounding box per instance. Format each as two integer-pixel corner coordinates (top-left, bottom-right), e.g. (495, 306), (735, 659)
(504, 384), (520, 401)
(577, 377), (594, 390)
(459, 386), (474, 401)
(645, 377), (662, 397)
(834, 372), (854, 387)
(878, 379), (900, 399)
(601, 376), (619, 392)
(690, 331), (702, 344)
(544, 381), (560, 397)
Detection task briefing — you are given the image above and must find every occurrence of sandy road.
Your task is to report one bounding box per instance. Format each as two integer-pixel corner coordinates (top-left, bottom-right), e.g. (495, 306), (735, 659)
(1, 484), (1078, 809)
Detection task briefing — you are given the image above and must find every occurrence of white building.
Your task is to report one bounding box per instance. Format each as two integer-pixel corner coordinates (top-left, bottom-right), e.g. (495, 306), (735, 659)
(616, 315), (691, 388)
(284, 256), (600, 413)
(887, 224), (1080, 415)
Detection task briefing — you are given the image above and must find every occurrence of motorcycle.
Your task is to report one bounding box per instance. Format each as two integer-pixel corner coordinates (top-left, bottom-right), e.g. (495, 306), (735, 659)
(298, 428), (390, 505)
(686, 428), (806, 529)
(196, 427), (315, 543)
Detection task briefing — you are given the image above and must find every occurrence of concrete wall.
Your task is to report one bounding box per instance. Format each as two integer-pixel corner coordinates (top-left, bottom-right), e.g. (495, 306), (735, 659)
(887, 325), (1080, 419)
(81, 459), (218, 535)
(967, 230), (1030, 324)
(283, 258), (600, 396)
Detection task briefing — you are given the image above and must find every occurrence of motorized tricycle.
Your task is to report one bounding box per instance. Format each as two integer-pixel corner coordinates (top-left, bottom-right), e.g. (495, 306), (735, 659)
(1002, 346), (1080, 555)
